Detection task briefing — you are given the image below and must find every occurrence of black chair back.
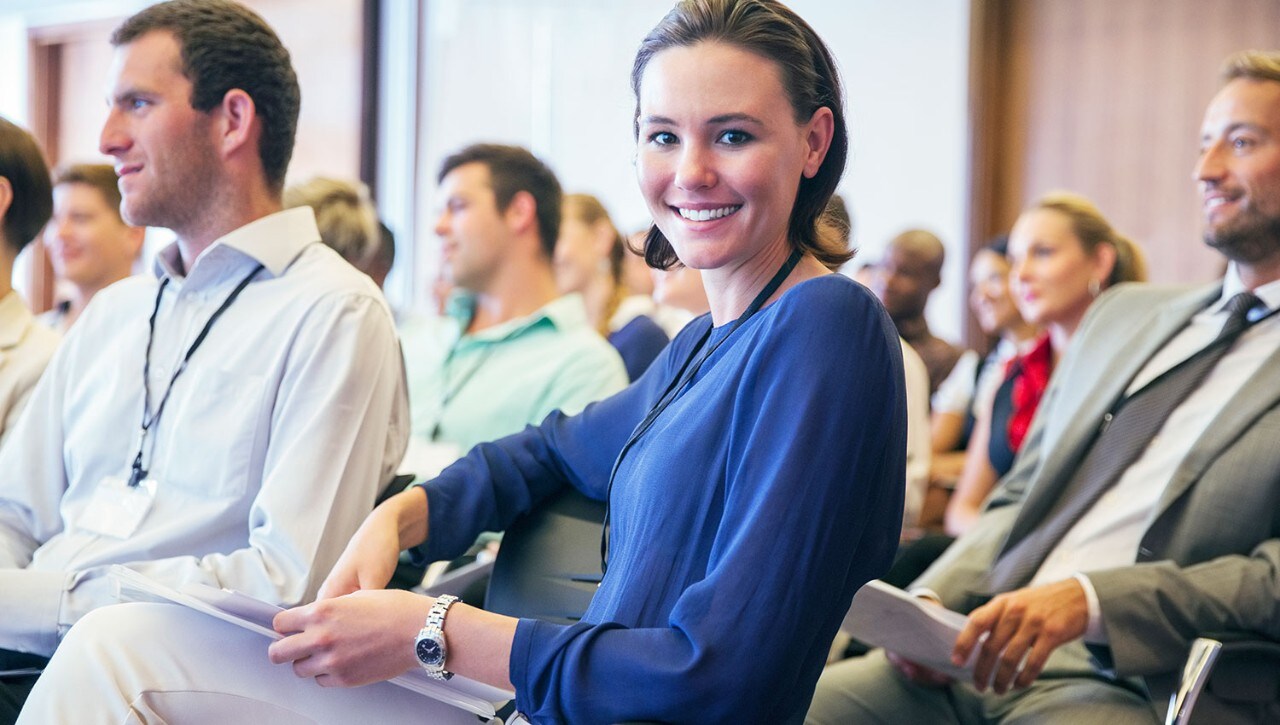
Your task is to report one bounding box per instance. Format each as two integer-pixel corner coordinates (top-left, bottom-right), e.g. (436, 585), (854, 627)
(484, 487), (605, 624)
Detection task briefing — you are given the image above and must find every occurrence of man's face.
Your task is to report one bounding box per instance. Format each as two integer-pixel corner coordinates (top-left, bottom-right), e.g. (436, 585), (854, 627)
(44, 182), (141, 289)
(1196, 77), (1280, 263)
(99, 30), (219, 234)
(872, 246), (937, 321)
(433, 162), (511, 293)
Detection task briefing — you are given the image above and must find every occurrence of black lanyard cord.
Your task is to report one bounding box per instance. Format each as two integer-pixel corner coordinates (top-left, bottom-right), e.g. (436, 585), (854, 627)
(129, 263), (265, 487)
(598, 247), (804, 573)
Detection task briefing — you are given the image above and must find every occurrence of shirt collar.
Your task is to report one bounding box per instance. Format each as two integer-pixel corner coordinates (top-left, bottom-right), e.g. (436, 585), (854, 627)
(456, 293), (591, 344)
(152, 207), (321, 285)
(1217, 263), (1280, 315)
(0, 291), (35, 350)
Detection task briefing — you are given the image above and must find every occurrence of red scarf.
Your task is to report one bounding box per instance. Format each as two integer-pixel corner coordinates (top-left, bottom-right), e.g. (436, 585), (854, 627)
(1006, 334), (1054, 452)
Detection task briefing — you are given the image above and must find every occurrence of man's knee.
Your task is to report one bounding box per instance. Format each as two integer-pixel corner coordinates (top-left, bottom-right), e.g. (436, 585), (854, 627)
(806, 650), (945, 725)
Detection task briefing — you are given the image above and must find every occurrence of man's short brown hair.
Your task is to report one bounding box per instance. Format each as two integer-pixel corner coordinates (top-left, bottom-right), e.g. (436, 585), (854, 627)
(53, 164), (124, 222)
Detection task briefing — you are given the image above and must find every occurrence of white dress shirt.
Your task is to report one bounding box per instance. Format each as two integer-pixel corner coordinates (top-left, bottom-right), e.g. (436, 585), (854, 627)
(901, 339), (932, 528)
(1031, 267), (1280, 640)
(0, 291), (59, 448)
(0, 207), (408, 656)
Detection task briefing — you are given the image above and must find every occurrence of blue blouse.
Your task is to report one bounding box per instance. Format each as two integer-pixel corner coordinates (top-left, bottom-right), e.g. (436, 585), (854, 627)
(418, 274), (906, 724)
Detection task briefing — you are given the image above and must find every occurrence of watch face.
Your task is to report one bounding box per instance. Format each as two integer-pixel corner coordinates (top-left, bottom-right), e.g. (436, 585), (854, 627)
(416, 637), (443, 666)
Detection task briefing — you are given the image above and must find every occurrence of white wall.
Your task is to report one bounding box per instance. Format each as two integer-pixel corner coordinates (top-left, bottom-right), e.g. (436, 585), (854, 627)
(803, 0), (971, 340)
(414, 0), (972, 339)
(2, 0), (974, 338)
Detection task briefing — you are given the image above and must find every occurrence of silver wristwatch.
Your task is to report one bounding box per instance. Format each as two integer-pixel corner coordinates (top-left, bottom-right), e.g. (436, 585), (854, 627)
(414, 594), (459, 681)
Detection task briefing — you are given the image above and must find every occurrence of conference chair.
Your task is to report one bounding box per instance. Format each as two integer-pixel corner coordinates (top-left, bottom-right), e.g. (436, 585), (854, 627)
(484, 486), (604, 623)
(1168, 633), (1280, 724)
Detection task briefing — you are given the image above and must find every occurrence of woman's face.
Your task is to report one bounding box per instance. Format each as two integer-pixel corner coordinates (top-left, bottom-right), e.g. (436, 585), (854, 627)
(968, 249), (1023, 336)
(1008, 208), (1105, 329)
(553, 212), (601, 294)
(634, 41), (829, 275)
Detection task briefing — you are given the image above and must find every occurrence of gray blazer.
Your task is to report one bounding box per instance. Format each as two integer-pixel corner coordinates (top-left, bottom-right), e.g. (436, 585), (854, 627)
(916, 281), (1280, 700)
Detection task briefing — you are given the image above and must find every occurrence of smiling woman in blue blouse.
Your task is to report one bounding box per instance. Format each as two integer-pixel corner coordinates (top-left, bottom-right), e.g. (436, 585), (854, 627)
(23, 1), (905, 723)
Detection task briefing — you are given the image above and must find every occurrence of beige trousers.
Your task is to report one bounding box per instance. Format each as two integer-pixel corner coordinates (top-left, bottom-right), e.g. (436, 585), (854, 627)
(17, 603), (489, 725)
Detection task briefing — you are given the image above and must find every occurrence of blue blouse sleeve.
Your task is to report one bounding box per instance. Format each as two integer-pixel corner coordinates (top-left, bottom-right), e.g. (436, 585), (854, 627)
(510, 281), (907, 723)
(413, 317), (708, 563)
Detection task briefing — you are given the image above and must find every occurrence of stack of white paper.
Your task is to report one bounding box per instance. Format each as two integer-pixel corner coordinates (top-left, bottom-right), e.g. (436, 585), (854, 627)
(841, 579), (976, 679)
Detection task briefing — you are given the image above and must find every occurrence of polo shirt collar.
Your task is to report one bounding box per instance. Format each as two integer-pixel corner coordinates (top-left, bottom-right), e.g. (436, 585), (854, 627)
(456, 293), (590, 344)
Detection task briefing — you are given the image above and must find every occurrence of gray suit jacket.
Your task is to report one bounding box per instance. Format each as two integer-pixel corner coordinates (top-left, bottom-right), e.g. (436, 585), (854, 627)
(916, 281), (1280, 700)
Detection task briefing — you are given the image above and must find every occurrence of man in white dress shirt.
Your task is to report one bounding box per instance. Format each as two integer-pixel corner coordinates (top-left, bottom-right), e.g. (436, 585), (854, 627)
(809, 49), (1280, 725)
(0, 1), (407, 721)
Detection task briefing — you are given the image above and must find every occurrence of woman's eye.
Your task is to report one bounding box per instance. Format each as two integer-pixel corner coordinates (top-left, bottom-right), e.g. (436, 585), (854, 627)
(718, 130), (752, 145)
(648, 131), (677, 145)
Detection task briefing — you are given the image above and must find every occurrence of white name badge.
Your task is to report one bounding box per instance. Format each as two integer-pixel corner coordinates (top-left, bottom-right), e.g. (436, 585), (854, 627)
(77, 476), (158, 539)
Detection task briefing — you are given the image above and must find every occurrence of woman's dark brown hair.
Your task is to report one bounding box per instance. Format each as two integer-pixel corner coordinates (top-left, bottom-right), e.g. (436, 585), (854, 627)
(630, 0), (850, 270)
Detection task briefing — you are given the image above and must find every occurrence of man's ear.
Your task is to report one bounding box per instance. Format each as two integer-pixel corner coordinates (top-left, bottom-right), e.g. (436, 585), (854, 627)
(214, 88), (259, 161)
(504, 190), (538, 237)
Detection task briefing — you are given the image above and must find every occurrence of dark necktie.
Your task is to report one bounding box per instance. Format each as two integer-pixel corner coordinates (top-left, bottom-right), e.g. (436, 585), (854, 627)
(984, 291), (1265, 594)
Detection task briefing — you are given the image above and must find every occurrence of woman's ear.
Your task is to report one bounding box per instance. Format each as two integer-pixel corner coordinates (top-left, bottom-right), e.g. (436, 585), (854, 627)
(801, 107), (835, 179)
(1094, 241), (1119, 289)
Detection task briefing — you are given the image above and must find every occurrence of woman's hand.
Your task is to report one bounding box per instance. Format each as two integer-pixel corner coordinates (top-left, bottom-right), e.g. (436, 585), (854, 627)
(269, 589), (433, 687)
(317, 487), (429, 599)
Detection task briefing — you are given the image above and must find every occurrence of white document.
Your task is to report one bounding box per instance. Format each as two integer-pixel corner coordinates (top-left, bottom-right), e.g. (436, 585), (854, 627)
(108, 565), (513, 719)
(841, 579), (977, 679)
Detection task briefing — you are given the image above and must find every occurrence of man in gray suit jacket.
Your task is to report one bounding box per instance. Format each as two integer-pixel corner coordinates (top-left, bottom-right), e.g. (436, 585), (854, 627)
(808, 49), (1280, 724)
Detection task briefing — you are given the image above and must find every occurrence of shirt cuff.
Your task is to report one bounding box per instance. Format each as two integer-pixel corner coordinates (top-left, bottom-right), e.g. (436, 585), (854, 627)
(1073, 572), (1107, 644)
(0, 568), (70, 656)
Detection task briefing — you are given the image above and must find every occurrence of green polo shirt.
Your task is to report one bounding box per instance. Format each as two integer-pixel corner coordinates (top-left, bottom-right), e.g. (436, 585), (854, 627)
(400, 293), (628, 453)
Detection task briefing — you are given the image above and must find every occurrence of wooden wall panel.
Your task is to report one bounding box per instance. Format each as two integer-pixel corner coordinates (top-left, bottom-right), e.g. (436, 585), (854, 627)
(977, 0), (1280, 287)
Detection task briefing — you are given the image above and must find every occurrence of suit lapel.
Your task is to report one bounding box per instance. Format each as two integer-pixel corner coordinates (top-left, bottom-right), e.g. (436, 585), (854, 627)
(1002, 285), (1219, 551)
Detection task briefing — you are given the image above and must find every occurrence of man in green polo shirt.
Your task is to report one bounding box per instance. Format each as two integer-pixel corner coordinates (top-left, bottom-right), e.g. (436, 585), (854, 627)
(399, 144), (627, 477)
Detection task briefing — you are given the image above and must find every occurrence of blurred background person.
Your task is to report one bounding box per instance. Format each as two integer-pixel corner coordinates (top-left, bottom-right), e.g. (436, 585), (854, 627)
(0, 117), (59, 449)
(622, 226), (656, 298)
(284, 175), (381, 277)
(650, 261), (708, 336)
(40, 163), (144, 332)
(871, 191), (1147, 593)
(554, 193), (668, 381)
(369, 220), (396, 292)
(926, 237), (1040, 505)
(945, 192), (1148, 537)
(872, 228), (968, 395)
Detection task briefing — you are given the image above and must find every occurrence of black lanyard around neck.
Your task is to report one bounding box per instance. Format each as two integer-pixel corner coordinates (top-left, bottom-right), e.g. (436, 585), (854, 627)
(598, 247), (803, 573)
(128, 263), (265, 487)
